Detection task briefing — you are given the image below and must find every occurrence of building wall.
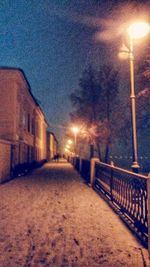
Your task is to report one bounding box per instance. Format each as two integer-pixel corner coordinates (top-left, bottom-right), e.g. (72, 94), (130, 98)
(0, 139), (11, 183)
(0, 71), (16, 141)
(15, 71), (48, 164)
(0, 68), (48, 182)
(51, 134), (57, 158)
(47, 132), (58, 161)
(34, 109), (48, 161)
(14, 73), (36, 165)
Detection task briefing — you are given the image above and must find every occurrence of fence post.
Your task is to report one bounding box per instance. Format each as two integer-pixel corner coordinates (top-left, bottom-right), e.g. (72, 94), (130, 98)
(110, 161), (114, 201)
(90, 158), (99, 186)
(148, 173), (150, 258)
(79, 158), (82, 173)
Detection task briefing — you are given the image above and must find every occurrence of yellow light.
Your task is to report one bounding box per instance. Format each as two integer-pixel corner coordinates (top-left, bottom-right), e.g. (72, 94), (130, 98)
(65, 148), (68, 152)
(67, 139), (72, 145)
(71, 126), (79, 134)
(128, 21), (150, 39)
(66, 145), (70, 149)
(118, 43), (129, 60)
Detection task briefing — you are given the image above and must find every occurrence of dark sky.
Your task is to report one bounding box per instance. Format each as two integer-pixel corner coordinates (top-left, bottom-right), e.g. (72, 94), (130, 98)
(0, 0), (149, 144)
(0, 1), (100, 141)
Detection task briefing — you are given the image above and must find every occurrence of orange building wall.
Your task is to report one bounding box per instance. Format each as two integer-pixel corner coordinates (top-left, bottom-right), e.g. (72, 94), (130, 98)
(0, 72), (17, 141)
(0, 68), (48, 174)
(47, 132), (58, 161)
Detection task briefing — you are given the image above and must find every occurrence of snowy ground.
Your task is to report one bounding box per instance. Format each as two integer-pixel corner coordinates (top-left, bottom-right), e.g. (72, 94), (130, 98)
(0, 161), (144, 267)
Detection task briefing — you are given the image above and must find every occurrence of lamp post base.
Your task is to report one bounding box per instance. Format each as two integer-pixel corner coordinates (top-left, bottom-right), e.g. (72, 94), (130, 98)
(131, 162), (140, 173)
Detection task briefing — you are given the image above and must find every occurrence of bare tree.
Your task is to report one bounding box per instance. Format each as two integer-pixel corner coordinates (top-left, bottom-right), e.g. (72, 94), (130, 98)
(136, 45), (150, 129)
(70, 64), (119, 162)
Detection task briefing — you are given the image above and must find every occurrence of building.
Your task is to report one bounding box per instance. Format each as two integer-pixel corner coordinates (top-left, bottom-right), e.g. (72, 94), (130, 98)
(0, 67), (48, 182)
(47, 131), (58, 161)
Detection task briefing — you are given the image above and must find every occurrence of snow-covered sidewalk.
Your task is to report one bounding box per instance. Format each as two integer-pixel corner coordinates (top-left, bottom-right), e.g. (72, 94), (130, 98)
(0, 162), (144, 267)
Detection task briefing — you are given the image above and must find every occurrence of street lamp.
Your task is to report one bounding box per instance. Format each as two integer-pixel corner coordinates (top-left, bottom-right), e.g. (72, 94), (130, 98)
(128, 22), (150, 39)
(71, 126), (79, 155)
(120, 21), (150, 172)
(67, 139), (73, 145)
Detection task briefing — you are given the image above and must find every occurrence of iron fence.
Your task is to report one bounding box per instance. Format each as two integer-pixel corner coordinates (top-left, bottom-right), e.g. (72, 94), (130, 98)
(71, 157), (80, 172)
(80, 159), (90, 184)
(70, 156), (148, 245)
(94, 161), (148, 245)
(71, 157), (90, 184)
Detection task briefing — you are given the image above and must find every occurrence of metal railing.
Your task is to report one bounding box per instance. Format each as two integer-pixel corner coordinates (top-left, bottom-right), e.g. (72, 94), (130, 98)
(94, 161), (148, 245)
(71, 157), (90, 184)
(69, 156), (149, 246)
(73, 157), (80, 172)
(80, 159), (90, 184)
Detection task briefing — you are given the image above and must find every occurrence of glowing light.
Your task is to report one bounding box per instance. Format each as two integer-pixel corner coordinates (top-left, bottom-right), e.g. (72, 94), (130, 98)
(118, 44), (129, 60)
(71, 126), (79, 134)
(128, 21), (150, 39)
(67, 139), (73, 145)
(66, 145), (70, 149)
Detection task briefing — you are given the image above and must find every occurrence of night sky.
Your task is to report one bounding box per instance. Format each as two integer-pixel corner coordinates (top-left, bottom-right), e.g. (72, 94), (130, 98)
(0, 0), (149, 143)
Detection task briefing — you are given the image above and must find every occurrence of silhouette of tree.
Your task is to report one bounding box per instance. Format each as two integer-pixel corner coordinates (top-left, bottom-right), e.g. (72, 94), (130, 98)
(70, 64), (119, 162)
(97, 64), (119, 162)
(70, 65), (100, 159)
(137, 45), (150, 129)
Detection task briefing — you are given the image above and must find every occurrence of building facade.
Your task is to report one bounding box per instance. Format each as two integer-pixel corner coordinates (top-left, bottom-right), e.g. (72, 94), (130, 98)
(47, 131), (58, 161)
(0, 67), (48, 182)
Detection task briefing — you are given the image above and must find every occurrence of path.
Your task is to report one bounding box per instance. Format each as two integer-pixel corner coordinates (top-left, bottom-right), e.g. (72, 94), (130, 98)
(0, 162), (144, 267)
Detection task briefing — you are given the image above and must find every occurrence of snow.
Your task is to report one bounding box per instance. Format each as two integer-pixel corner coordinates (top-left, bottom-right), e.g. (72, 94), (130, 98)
(0, 161), (144, 267)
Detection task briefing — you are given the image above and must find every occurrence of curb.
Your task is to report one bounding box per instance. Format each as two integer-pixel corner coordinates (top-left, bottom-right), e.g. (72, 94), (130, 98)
(141, 248), (150, 267)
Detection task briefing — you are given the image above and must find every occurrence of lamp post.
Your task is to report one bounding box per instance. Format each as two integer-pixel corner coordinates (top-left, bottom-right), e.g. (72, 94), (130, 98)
(128, 36), (140, 173)
(71, 126), (79, 156)
(120, 21), (150, 173)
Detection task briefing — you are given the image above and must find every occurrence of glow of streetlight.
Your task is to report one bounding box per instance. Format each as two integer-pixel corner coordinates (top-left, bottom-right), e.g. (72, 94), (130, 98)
(66, 144), (70, 149)
(71, 126), (79, 134)
(67, 139), (73, 145)
(71, 126), (80, 155)
(118, 43), (129, 60)
(128, 21), (150, 39)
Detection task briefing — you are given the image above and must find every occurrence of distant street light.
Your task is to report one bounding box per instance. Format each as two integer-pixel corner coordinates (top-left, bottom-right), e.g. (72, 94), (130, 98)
(71, 126), (79, 155)
(67, 139), (73, 145)
(119, 21), (150, 173)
